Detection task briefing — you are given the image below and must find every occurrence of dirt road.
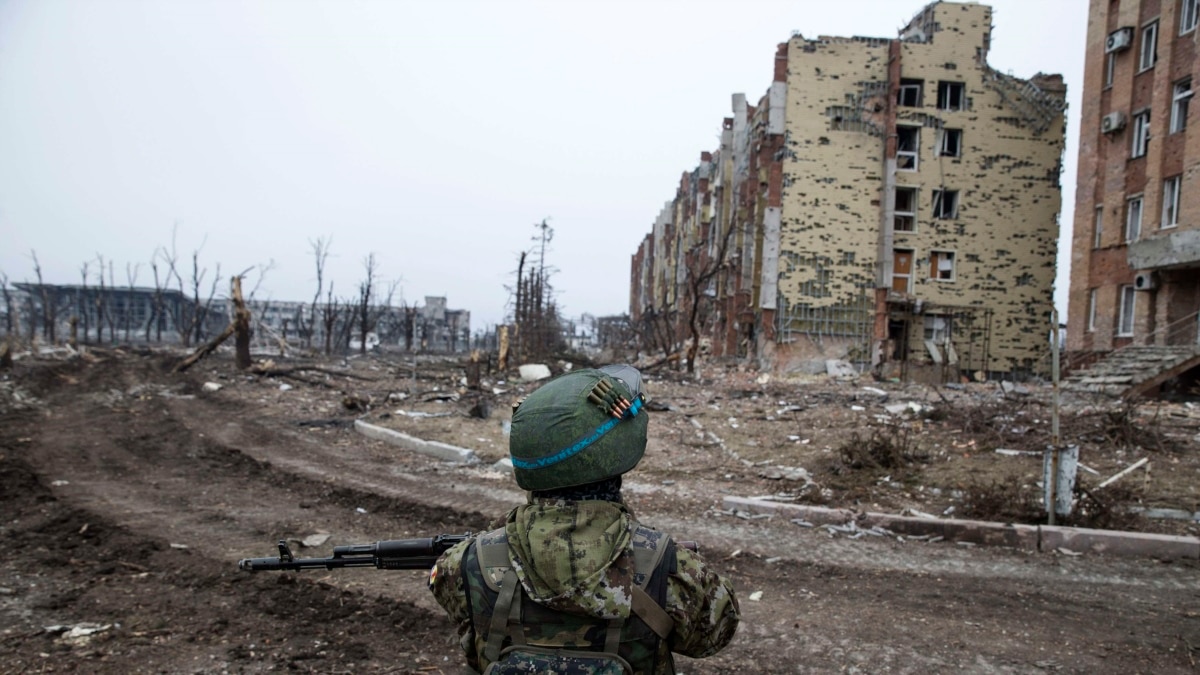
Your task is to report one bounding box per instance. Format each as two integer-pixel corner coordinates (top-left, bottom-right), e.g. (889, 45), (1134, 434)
(1, 352), (1197, 674)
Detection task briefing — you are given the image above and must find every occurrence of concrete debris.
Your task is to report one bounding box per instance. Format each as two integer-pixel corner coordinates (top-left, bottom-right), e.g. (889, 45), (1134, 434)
(748, 591), (764, 602)
(884, 401), (925, 416)
(169, 543), (189, 550)
(518, 364), (552, 382)
(791, 519), (814, 527)
(202, 382), (223, 392)
(994, 448), (1040, 456)
(903, 508), (939, 520)
(51, 480), (69, 486)
(300, 533), (331, 548)
(1096, 457), (1149, 489)
(825, 360), (857, 379)
(394, 410), (454, 418)
(278, 383), (293, 392)
(758, 466), (813, 483)
(1056, 547), (1082, 557)
(861, 387), (888, 398)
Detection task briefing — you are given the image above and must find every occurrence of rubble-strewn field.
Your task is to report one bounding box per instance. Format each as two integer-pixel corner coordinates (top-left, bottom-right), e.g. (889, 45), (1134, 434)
(1, 347), (1197, 674)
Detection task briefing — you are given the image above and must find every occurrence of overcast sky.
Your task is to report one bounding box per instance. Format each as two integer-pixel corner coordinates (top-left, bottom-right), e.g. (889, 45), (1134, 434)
(0, 0), (1086, 331)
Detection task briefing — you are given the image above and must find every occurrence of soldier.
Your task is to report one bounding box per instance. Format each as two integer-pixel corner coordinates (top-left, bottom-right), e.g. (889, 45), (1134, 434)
(429, 365), (739, 674)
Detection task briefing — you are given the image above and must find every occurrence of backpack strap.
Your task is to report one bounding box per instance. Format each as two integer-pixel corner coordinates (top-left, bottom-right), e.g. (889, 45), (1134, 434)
(629, 524), (675, 640)
(484, 568), (523, 662)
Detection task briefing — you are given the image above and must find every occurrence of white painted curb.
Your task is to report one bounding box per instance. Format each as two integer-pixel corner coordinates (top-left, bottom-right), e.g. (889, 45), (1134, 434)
(354, 420), (480, 464)
(723, 496), (1200, 561)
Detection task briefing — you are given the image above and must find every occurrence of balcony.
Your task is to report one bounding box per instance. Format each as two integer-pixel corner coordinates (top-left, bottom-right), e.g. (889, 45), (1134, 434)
(1126, 227), (1200, 269)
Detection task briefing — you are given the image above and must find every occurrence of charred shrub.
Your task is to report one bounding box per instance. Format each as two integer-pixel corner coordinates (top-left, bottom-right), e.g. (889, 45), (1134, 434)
(836, 425), (926, 471)
(959, 477), (1043, 524)
(1064, 483), (1143, 531)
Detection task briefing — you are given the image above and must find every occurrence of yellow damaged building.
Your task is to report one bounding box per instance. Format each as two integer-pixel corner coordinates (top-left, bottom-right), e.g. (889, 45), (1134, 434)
(630, 1), (1067, 380)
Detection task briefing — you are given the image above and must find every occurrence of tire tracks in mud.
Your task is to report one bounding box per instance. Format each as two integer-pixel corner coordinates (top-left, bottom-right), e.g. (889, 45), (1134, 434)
(7, 355), (1200, 674)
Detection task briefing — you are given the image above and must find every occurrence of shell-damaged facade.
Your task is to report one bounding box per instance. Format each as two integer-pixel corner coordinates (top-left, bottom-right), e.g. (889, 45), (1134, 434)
(630, 1), (1067, 380)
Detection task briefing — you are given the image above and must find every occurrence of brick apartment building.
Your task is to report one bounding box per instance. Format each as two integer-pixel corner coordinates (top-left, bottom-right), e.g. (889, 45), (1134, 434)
(1068, 0), (1200, 354)
(631, 1), (1068, 380)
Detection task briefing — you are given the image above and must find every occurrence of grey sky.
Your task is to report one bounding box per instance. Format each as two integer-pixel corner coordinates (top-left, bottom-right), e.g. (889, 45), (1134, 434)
(0, 0), (1086, 331)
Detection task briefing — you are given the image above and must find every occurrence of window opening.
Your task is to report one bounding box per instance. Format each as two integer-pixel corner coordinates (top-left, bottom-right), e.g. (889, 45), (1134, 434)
(938, 128), (962, 157)
(1182, 0), (1199, 34)
(1118, 285), (1136, 337)
(1162, 176), (1181, 228)
(924, 315), (951, 343)
(1105, 53), (1116, 88)
(1171, 79), (1192, 133)
(897, 79), (923, 107)
(894, 187), (917, 232)
(1139, 21), (1158, 70)
(897, 126), (919, 170)
(1094, 205), (1104, 248)
(936, 82), (965, 111)
(1087, 289), (1097, 332)
(1125, 196), (1143, 241)
(1131, 111), (1151, 157)
(932, 189), (959, 219)
(929, 251), (955, 281)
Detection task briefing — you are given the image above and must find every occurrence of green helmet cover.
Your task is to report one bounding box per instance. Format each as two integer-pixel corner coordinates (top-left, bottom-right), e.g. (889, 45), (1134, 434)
(509, 366), (648, 491)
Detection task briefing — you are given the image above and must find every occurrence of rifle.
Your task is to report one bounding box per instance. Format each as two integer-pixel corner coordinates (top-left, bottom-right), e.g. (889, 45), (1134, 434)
(238, 534), (469, 572)
(238, 534), (699, 573)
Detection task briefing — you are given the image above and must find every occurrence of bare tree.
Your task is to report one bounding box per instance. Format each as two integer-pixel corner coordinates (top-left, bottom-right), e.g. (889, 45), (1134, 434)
(681, 218), (737, 374)
(321, 282), (340, 356)
(1, 272), (14, 337)
(148, 255), (166, 343)
(30, 251), (54, 344)
(103, 257), (118, 343)
(78, 262), (90, 344)
(354, 253), (381, 355)
(304, 237), (331, 350)
(94, 254), (110, 344)
(124, 262), (140, 342)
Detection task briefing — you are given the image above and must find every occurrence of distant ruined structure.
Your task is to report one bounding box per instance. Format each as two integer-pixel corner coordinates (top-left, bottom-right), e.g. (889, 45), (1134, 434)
(3, 283), (470, 354)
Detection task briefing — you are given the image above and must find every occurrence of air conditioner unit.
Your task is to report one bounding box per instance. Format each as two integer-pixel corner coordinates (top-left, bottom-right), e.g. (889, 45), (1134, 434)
(1101, 111), (1126, 134)
(1106, 27), (1133, 53)
(1134, 271), (1159, 291)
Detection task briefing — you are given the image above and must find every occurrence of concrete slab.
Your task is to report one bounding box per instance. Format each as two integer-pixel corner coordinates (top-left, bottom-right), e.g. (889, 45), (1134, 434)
(354, 420), (480, 464)
(1039, 525), (1200, 560)
(863, 513), (1040, 551)
(721, 497), (856, 526)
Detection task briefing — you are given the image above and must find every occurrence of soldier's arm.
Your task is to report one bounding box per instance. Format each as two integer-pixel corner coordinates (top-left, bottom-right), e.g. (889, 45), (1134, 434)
(663, 546), (740, 658)
(428, 539), (483, 667)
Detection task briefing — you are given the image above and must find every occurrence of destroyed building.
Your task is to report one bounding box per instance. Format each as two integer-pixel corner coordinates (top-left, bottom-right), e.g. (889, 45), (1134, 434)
(1068, 0), (1200, 356)
(631, 1), (1067, 381)
(247, 295), (470, 353)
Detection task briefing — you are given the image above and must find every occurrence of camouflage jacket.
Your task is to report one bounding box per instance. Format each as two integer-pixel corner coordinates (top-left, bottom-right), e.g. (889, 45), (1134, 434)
(428, 498), (739, 675)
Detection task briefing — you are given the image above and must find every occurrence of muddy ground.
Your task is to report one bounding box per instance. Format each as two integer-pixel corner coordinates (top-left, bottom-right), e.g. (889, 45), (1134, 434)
(1, 347), (1198, 674)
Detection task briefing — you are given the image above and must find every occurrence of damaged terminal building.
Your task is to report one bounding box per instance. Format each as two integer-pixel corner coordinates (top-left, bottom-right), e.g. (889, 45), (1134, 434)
(631, 1), (1067, 381)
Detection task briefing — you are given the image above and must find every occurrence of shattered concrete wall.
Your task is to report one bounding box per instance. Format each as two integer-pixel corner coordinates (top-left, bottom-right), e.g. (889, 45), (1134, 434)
(775, 1), (1064, 374)
(629, 1), (1065, 377)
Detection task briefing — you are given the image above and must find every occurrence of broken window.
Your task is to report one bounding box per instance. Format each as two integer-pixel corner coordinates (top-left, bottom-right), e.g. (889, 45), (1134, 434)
(938, 128), (962, 157)
(1171, 78), (1192, 133)
(1125, 195), (1144, 241)
(929, 250), (955, 281)
(1139, 21), (1158, 71)
(1087, 289), (1098, 332)
(894, 187), (917, 232)
(892, 248), (914, 294)
(924, 315), (951, 343)
(936, 81), (965, 111)
(897, 79), (923, 107)
(932, 189), (959, 219)
(897, 126), (919, 170)
(1162, 176), (1182, 228)
(1184, 0), (1200, 34)
(1131, 111), (1150, 158)
(1094, 205), (1104, 248)
(1105, 53), (1116, 88)
(1118, 285), (1136, 337)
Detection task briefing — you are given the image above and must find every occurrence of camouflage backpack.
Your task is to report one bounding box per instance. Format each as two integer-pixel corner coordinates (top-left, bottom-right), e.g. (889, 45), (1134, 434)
(469, 524), (677, 675)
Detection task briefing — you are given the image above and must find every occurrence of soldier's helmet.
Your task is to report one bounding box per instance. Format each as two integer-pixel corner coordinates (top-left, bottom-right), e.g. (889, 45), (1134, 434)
(509, 364), (648, 491)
